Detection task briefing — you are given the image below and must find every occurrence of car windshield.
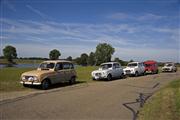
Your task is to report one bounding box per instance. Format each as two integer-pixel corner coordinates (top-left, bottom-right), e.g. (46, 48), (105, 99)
(128, 63), (137, 67)
(165, 64), (172, 67)
(100, 64), (112, 70)
(39, 62), (55, 70)
(145, 64), (152, 67)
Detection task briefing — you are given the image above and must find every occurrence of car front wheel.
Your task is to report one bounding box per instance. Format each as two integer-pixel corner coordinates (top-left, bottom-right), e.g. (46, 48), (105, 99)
(107, 74), (112, 81)
(42, 79), (50, 90)
(135, 71), (138, 77)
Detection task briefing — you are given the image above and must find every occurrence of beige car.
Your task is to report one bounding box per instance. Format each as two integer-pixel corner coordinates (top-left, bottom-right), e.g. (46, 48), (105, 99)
(20, 60), (77, 90)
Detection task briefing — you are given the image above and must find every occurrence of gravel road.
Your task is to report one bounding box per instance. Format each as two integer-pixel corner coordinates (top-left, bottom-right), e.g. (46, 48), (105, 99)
(0, 71), (180, 120)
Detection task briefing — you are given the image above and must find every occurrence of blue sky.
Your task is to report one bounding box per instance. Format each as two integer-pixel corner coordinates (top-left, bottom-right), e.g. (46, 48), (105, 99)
(0, 0), (179, 62)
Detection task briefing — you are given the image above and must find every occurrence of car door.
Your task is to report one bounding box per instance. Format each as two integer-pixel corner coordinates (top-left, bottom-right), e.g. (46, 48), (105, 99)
(54, 62), (66, 83)
(139, 63), (145, 74)
(114, 63), (122, 77)
(62, 62), (71, 82)
(137, 63), (142, 74)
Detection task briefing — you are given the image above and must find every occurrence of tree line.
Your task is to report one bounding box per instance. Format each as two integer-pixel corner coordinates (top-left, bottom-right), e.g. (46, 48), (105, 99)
(1, 43), (113, 64)
(1, 43), (143, 66)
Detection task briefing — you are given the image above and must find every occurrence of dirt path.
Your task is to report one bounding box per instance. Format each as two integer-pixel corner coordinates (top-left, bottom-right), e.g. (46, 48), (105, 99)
(0, 72), (180, 120)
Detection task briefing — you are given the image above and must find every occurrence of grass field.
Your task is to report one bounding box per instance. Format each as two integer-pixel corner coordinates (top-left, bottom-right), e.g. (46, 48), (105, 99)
(138, 79), (180, 120)
(0, 68), (34, 92)
(0, 66), (98, 92)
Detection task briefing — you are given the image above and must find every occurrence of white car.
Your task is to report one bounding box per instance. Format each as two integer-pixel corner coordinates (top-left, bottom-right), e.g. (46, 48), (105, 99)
(123, 62), (145, 77)
(162, 62), (177, 72)
(91, 62), (124, 81)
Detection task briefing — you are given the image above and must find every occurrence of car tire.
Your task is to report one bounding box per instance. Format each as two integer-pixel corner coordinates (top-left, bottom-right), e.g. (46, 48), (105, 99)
(107, 74), (112, 81)
(120, 73), (124, 79)
(69, 77), (76, 85)
(135, 71), (138, 77)
(42, 79), (50, 90)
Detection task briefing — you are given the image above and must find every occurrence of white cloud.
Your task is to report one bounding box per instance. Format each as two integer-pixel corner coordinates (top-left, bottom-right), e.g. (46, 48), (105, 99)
(137, 13), (164, 21)
(26, 5), (53, 20)
(114, 47), (179, 62)
(108, 12), (165, 21)
(1, 18), (179, 62)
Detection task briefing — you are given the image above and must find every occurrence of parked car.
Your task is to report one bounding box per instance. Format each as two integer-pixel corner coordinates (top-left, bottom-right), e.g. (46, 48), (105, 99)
(161, 62), (177, 72)
(144, 60), (158, 74)
(20, 60), (77, 90)
(91, 62), (124, 81)
(123, 62), (145, 77)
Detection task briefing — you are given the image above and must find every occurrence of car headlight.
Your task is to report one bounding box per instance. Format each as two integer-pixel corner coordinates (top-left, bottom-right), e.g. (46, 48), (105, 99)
(33, 76), (38, 81)
(27, 76), (38, 81)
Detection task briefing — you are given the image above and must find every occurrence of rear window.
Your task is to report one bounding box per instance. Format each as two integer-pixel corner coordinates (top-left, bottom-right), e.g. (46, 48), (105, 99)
(145, 64), (152, 67)
(128, 63), (137, 67)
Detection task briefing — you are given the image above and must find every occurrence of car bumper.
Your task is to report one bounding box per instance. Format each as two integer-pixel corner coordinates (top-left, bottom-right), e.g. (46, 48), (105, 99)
(162, 69), (172, 72)
(124, 71), (135, 75)
(92, 75), (107, 80)
(20, 81), (41, 85)
(145, 70), (153, 73)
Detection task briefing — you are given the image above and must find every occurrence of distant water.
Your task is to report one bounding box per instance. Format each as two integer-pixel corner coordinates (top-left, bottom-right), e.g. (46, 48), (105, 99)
(0, 63), (39, 68)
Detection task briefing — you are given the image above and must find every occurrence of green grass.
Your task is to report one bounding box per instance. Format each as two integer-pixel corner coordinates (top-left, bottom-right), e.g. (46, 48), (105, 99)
(0, 68), (34, 92)
(0, 66), (98, 92)
(138, 79), (180, 120)
(76, 66), (98, 82)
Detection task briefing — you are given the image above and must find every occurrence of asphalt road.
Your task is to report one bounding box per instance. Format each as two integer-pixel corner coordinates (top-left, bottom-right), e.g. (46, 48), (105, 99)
(1, 71), (180, 120)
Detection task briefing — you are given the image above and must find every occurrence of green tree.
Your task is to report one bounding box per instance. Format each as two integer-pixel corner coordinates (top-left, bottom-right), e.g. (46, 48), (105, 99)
(114, 57), (120, 63)
(3, 45), (17, 63)
(75, 57), (81, 65)
(95, 43), (115, 65)
(66, 56), (72, 61)
(49, 49), (61, 60)
(114, 57), (128, 66)
(129, 59), (134, 62)
(88, 52), (95, 66)
(80, 53), (88, 66)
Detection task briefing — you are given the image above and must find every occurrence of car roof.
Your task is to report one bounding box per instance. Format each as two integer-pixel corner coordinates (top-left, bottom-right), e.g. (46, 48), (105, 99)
(144, 60), (157, 64)
(165, 62), (174, 64)
(42, 60), (72, 63)
(128, 62), (140, 64)
(101, 62), (119, 65)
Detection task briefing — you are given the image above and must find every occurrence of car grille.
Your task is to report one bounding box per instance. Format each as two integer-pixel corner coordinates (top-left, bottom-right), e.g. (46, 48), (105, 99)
(23, 76), (35, 81)
(164, 68), (170, 71)
(95, 73), (101, 76)
(25, 76), (33, 79)
(125, 70), (131, 73)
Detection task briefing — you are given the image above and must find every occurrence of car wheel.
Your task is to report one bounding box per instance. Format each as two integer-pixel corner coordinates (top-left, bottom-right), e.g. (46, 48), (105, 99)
(107, 74), (112, 81)
(135, 71), (138, 77)
(42, 79), (50, 90)
(120, 73), (124, 79)
(69, 77), (76, 85)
